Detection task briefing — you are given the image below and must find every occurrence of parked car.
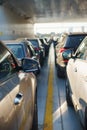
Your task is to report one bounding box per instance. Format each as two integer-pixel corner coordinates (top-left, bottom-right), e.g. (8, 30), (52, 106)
(4, 39), (41, 74)
(27, 38), (45, 66)
(63, 36), (87, 130)
(55, 32), (87, 78)
(55, 33), (68, 65)
(0, 40), (38, 130)
(39, 38), (50, 56)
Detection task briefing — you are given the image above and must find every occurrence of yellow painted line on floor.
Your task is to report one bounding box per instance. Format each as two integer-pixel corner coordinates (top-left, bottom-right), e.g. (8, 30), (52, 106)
(43, 62), (53, 130)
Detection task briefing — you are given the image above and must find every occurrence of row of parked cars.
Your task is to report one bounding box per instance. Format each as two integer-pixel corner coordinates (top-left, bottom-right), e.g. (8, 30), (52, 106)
(0, 37), (50, 130)
(55, 32), (87, 130)
(4, 38), (50, 68)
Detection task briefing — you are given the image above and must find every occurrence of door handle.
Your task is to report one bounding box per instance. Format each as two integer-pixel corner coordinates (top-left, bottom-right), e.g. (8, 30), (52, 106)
(74, 67), (77, 72)
(14, 93), (23, 105)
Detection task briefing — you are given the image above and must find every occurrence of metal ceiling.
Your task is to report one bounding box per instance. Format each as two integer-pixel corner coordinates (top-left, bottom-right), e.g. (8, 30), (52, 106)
(3, 0), (87, 23)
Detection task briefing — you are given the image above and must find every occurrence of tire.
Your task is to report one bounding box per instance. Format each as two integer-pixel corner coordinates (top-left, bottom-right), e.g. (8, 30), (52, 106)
(85, 107), (87, 130)
(66, 78), (73, 106)
(37, 67), (40, 74)
(31, 91), (38, 130)
(57, 65), (65, 78)
(33, 66), (40, 75)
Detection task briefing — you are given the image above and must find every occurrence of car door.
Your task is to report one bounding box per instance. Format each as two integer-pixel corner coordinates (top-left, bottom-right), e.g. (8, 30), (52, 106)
(7, 51), (35, 129)
(0, 45), (18, 130)
(67, 58), (78, 104)
(73, 59), (87, 121)
(0, 43), (36, 130)
(14, 72), (35, 130)
(73, 37), (87, 121)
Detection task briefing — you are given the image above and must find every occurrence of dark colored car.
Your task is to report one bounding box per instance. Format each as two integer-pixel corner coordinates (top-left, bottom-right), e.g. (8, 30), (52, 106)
(0, 40), (38, 130)
(63, 36), (87, 130)
(39, 38), (50, 56)
(55, 32), (87, 78)
(27, 38), (45, 66)
(4, 39), (41, 74)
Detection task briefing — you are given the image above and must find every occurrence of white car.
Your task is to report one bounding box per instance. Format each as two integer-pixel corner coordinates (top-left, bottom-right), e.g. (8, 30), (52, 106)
(63, 36), (87, 130)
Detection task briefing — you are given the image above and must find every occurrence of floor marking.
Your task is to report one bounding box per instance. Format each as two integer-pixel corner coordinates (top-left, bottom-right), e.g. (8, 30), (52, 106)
(43, 44), (54, 130)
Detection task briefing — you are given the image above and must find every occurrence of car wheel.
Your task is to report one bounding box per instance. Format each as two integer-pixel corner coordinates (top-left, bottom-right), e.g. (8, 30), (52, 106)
(31, 91), (38, 130)
(34, 67), (40, 75)
(37, 66), (40, 74)
(57, 65), (65, 78)
(85, 107), (87, 130)
(66, 78), (73, 106)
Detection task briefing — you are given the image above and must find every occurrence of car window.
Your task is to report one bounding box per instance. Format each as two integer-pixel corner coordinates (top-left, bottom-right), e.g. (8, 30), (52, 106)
(0, 44), (16, 80)
(29, 39), (39, 47)
(76, 38), (87, 60)
(6, 44), (25, 59)
(64, 35), (86, 50)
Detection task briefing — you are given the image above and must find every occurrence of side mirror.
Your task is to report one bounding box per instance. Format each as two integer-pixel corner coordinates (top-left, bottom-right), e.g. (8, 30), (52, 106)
(21, 58), (39, 73)
(62, 49), (72, 60)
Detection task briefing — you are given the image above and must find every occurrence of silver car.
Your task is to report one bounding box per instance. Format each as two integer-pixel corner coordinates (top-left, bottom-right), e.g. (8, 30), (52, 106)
(0, 41), (38, 130)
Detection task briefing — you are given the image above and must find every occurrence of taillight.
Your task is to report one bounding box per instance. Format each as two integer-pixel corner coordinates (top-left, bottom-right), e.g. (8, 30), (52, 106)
(35, 48), (40, 51)
(11, 63), (16, 68)
(59, 48), (66, 53)
(62, 60), (68, 63)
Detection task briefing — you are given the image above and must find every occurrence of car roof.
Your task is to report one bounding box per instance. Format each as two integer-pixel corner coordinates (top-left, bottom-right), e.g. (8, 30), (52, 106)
(3, 39), (25, 45)
(68, 32), (87, 36)
(28, 38), (38, 41)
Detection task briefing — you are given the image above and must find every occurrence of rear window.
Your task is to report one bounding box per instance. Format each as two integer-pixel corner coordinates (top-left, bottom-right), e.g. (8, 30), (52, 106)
(64, 35), (86, 50)
(6, 44), (25, 59)
(29, 39), (39, 48)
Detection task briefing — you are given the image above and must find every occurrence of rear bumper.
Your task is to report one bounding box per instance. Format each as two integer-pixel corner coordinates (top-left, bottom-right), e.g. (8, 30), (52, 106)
(56, 63), (66, 78)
